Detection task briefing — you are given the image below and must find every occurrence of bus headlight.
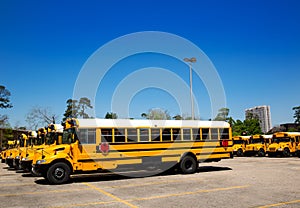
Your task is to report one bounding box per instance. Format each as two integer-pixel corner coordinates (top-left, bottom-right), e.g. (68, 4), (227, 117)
(278, 148), (282, 151)
(15, 156), (20, 160)
(36, 159), (46, 164)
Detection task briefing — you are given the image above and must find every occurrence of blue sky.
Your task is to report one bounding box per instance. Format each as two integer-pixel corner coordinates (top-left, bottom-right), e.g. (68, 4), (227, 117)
(1, 0), (300, 128)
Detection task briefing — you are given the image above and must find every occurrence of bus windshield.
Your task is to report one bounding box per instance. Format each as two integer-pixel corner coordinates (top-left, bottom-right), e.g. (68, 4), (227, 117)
(250, 139), (264, 144)
(45, 132), (56, 145)
(36, 135), (45, 145)
(62, 128), (78, 144)
(233, 140), (245, 144)
(273, 137), (291, 143)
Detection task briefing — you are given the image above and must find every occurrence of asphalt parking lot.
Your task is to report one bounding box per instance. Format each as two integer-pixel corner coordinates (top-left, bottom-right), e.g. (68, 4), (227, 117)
(0, 157), (299, 208)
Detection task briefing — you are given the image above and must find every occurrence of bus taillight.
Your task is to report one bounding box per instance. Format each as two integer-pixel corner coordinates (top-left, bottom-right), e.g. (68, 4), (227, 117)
(221, 140), (229, 147)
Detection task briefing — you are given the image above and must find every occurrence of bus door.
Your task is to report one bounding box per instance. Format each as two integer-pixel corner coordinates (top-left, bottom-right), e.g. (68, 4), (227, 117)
(290, 137), (297, 152)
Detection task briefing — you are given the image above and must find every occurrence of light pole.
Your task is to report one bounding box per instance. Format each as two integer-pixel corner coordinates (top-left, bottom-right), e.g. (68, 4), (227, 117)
(184, 57), (196, 120)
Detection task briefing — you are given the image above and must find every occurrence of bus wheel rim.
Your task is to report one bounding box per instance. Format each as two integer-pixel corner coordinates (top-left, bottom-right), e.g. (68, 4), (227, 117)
(54, 168), (65, 179)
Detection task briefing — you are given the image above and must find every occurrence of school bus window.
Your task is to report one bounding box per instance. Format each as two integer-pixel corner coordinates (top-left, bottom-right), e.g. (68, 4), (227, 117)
(182, 128), (191, 140)
(78, 129), (87, 144)
(173, 128), (180, 141)
(192, 128), (200, 140)
(101, 128), (113, 143)
(151, 129), (160, 141)
(220, 128), (229, 140)
(162, 128), (172, 141)
(211, 128), (219, 140)
(202, 128), (209, 140)
(88, 129), (96, 144)
(115, 128), (126, 143)
(127, 129), (138, 142)
(140, 128), (149, 142)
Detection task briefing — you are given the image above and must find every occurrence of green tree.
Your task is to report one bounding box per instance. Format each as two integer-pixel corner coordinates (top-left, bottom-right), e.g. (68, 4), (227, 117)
(0, 85), (13, 109)
(214, 108), (230, 121)
(0, 85), (13, 127)
(63, 99), (79, 121)
(105, 112), (118, 119)
(78, 97), (93, 118)
(0, 123), (13, 149)
(173, 114), (183, 120)
(141, 113), (148, 119)
(230, 117), (262, 136)
(243, 117), (262, 135)
(231, 119), (246, 136)
(292, 106), (300, 124)
(146, 108), (171, 120)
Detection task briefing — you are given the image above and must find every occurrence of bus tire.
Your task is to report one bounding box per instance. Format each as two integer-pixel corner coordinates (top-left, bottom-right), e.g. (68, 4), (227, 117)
(237, 149), (244, 157)
(30, 167), (42, 177)
(180, 155), (197, 174)
(258, 149), (265, 157)
(47, 162), (71, 185)
(283, 148), (290, 157)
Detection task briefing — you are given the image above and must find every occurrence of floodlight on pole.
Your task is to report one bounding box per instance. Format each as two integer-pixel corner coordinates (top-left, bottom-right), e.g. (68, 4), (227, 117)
(183, 57), (197, 120)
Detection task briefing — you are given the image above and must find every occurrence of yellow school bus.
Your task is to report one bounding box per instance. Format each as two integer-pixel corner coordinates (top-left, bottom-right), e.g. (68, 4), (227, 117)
(5, 134), (28, 168)
(32, 118), (233, 184)
(297, 142), (300, 157)
(267, 132), (300, 157)
(21, 124), (63, 173)
(232, 136), (250, 157)
(14, 131), (38, 169)
(245, 134), (272, 157)
(1, 140), (16, 163)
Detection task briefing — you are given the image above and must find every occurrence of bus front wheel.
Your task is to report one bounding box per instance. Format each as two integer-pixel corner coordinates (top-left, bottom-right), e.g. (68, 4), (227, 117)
(180, 155), (197, 174)
(47, 162), (71, 185)
(283, 148), (290, 157)
(258, 149), (265, 157)
(237, 149), (244, 157)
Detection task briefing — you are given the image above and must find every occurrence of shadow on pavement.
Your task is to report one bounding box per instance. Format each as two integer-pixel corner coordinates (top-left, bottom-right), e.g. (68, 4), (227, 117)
(34, 165), (232, 185)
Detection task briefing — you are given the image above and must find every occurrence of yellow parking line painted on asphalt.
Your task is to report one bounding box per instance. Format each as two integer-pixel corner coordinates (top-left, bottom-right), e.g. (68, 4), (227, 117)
(0, 188), (91, 197)
(49, 185), (249, 208)
(50, 200), (119, 208)
(257, 199), (300, 208)
(127, 185), (249, 202)
(83, 182), (138, 208)
(0, 183), (34, 187)
(102, 177), (204, 189)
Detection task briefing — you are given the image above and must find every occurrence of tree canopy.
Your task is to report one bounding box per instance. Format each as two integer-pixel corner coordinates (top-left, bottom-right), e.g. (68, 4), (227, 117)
(0, 85), (13, 109)
(141, 108), (171, 120)
(231, 117), (262, 136)
(214, 108), (230, 121)
(0, 85), (12, 127)
(105, 112), (118, 119)
(62, 97), (93, 121)
(26, 106), (58, 130)
(292, 106), (300, 124)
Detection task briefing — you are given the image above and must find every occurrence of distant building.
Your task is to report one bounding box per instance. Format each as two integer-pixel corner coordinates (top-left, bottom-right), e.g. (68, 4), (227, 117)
(245, 105), (272, 133)
(279, 123), (300, 132)
(267, 123), (300, 134)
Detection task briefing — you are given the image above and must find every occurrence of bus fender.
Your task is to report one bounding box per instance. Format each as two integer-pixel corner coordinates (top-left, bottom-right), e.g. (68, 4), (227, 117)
(179, 152), (197, 163)
(49, 158), (73, 173)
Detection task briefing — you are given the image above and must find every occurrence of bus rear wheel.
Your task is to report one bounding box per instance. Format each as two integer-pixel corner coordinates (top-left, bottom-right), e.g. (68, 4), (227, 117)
(47, 162), (71, 185)
(180, 155), (197, 174)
